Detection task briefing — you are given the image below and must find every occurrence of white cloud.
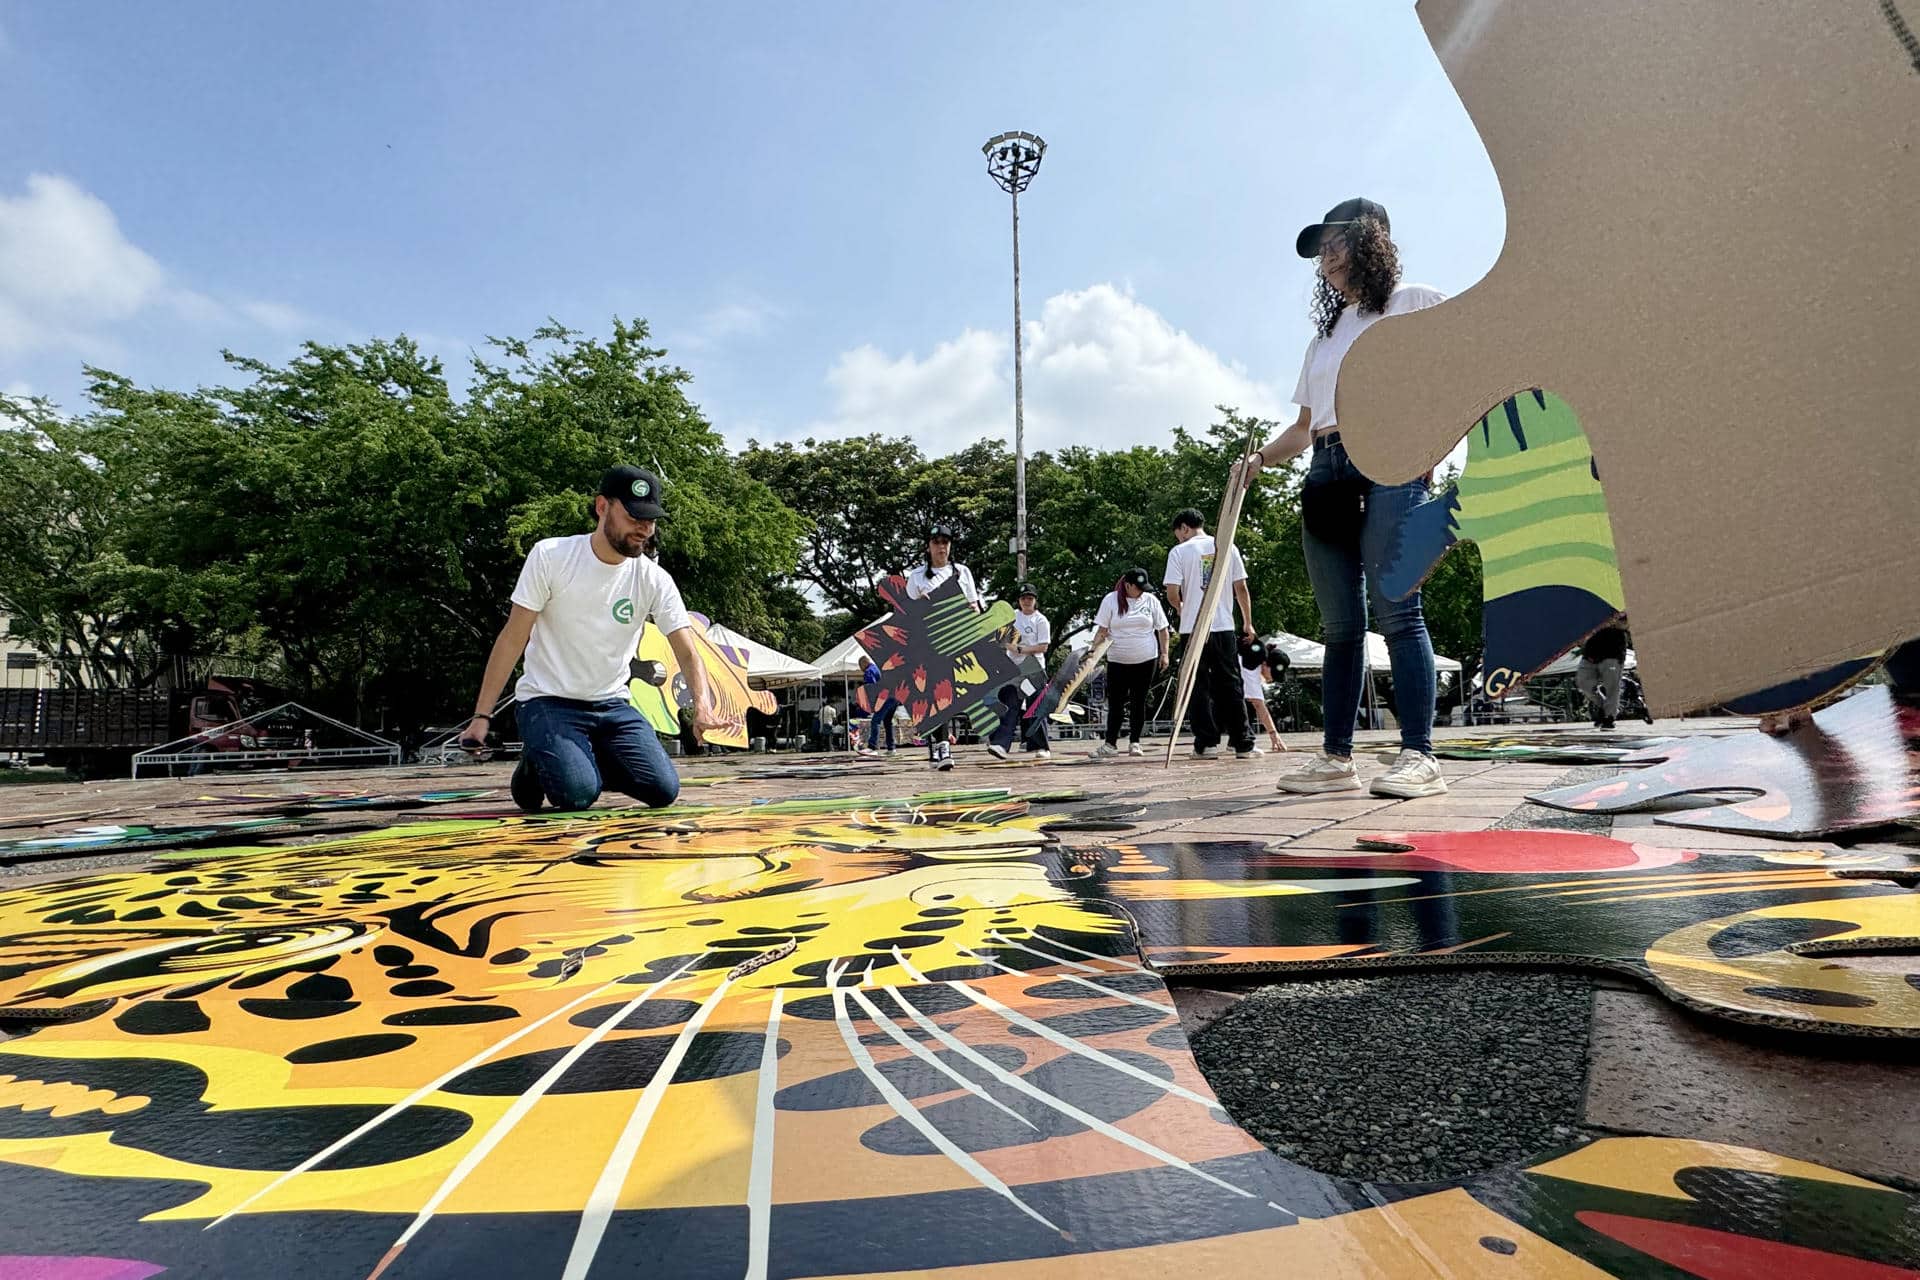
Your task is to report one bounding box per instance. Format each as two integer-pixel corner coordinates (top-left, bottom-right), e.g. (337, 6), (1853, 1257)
(803, 284), (1287, 453)
(0, 173), (309, 357)
(237, 299), (311, 333)
(674, 297), (787, 353)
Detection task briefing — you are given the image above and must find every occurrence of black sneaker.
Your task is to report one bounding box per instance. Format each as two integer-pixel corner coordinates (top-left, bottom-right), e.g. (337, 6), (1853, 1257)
(510, 757), (545, 812)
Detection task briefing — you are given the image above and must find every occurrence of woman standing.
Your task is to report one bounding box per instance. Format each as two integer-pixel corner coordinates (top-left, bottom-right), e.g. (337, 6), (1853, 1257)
(1243, 198), (1447, 798)
(1087, 569), (1169, 758)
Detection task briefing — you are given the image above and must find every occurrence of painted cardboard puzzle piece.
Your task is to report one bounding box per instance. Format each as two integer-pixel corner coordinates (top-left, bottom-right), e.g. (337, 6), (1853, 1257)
(0, 797), (1916, 1274)
(628, 611), (777, 749)
(1532, 686), (1920, 839)
(0, 816), (327, 861)
(1334, 0), (1920, 713)
(1377, 389), (1626, 694)
(855, 573), (1022, 738)
(1029, 636), (1111, 724)
(1098, 831), (1920, 1036)
(1394, 731), (1681, 764)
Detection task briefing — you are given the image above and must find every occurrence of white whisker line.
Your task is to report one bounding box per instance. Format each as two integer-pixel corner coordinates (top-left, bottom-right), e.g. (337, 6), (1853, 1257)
(844, 987), (1037, 1131)
(210, 976), (628, 1230)
(563, 974), (736, 1280)
(364, 953), (711, 1280)
(744, 991), (784, 1280)
(830, 984), (1058, 1231)
(880, 985), (1281, 1211)
(1001, 931), (1148, 973)
(891, 949), (1216, 1110)
(962, 946), (1174, 1016)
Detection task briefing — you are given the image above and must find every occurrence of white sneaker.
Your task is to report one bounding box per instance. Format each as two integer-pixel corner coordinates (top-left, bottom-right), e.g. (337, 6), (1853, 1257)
(1275, 751), (1362, 794)
(1089, 742), (1119, 759)
(930, 742), (954, 772)
(1032, 749), (1051, 760)
(986, 743), (1010, 760)
(1246, 745), (1266, 756)
(1192, 746), (1219, 759)
(1128, 743), (1145, 757)
(1370, 748), (1448, 798)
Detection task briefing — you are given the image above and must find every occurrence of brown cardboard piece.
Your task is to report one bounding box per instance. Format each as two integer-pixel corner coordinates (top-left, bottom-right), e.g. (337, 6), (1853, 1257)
(1335, 0), (1920, 714)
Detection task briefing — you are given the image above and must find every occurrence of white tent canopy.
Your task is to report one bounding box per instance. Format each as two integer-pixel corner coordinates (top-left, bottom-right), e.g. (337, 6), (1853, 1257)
(813, 621), (887, 679)
(1265, 631), (1460, 674)
(703, 622), (820, 689)
(1532, 647), (1637, 679)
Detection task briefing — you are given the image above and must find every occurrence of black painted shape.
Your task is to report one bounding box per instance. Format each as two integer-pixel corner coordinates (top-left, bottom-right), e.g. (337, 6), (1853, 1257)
(382, 1004), (518, 1026)
(286, 973), (352, 1002)
(443, 1031), (764, 1096)
(567, 998), (700, 1031)
(1008, 1006), (1166, 1040)
(237, 999), (359, 1020)
(285, 1034), (417, 1064)
(0, 1050), (467, 1172)
(1706, 917), (1857, 960)
(113, 1000), (211, 1036)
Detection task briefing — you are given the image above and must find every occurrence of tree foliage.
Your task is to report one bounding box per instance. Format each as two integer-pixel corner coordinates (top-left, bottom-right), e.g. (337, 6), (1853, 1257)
(3, 321), (1484, 734)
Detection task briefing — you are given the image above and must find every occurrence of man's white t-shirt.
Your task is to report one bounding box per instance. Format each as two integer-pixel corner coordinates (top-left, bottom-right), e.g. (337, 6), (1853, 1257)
(1093, 591), (1169, 664)
(1163, 533), (1247, 635)
(510, 535), (691, 703)
(905, 562), (980, 606)
(1294, 283), (1447, 433)
(1009, 608), (1051, 659)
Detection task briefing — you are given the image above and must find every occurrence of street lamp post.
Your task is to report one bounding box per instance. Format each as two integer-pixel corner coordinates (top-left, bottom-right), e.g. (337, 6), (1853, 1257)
(982, 130), (1046, 581)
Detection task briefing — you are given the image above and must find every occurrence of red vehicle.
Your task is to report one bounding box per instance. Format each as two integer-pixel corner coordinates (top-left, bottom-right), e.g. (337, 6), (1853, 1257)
(0, 675), (282, 777)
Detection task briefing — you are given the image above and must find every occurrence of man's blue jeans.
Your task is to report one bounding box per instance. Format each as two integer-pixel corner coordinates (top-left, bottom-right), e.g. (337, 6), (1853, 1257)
(1301, 441), (1438, 758)
(516, 695), (680, 811)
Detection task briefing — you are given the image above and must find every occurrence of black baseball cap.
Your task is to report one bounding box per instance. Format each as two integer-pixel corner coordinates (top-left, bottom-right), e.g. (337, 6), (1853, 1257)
(1017, 582), (1037, 598)
(928, 524), (955, 541)
(1296, 197), (1390, 258)
(599, 465), (667, 520)
(1121, 567), (1150, 590)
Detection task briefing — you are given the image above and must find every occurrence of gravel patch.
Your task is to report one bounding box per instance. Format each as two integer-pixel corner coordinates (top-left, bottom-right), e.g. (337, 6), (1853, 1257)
(1190, 971), (1599, 1183)
(1489, 763), (1617, 836)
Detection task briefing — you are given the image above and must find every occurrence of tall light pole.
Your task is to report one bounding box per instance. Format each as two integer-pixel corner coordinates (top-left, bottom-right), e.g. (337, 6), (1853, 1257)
(983, 130), (1045, 580)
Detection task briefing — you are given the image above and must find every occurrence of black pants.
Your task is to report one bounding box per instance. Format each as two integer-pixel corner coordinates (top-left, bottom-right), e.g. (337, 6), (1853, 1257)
(1105, 659), (1156, 746)
(1188, 630), (1253, 752)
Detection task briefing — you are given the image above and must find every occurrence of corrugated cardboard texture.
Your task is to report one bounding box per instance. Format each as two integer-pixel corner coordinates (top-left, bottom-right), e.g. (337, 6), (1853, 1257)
(1336, 0), (1920, 713)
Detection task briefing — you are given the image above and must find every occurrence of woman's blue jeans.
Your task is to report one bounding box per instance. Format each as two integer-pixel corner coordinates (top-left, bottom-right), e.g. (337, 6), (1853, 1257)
(1301, 442), (1438, 758)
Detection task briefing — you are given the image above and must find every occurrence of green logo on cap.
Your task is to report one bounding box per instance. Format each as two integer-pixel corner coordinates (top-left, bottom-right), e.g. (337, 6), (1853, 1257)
(630, 478), (651, 499)
(611, 598), (634, 624)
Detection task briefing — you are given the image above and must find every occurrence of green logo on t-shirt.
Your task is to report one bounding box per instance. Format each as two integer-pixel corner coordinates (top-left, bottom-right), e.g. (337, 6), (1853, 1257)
(612, 597), (634, 624)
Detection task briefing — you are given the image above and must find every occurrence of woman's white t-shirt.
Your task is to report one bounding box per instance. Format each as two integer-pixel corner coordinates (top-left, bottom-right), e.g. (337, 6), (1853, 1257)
(1242, 665), (1265, 700)
(1094, 590), (1170, 664)
(510, 535), (691, 703)
(1294, 283), (1447, 433)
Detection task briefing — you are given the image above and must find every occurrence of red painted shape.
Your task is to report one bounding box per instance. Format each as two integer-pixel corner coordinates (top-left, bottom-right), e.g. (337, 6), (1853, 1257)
(1576, 1211), (1920, 1280)
(1320, 830), (1697, 873)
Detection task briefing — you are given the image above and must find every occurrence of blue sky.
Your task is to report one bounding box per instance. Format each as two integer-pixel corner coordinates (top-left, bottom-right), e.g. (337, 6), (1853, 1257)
(1, 2), (1504, 457)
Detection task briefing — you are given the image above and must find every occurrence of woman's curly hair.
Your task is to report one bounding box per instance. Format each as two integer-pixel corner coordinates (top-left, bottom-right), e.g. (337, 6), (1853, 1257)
(1309, 215), (1401, 338)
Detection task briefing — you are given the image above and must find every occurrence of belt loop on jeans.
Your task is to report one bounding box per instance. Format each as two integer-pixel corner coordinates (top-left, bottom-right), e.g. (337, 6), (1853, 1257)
(1312, 430), (1342, 453)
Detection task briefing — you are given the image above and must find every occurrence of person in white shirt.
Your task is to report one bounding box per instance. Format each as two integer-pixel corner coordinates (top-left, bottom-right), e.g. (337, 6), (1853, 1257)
(903, 524), (980, 771)
(1241, 641), (1287, 754)
(1243, 198), (1447, 799)
(460, 465), (734, 811)
(1163, 508), (1258, 758)
(1088, 568), (1169, 758)
(988, 582), (1053, 759)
